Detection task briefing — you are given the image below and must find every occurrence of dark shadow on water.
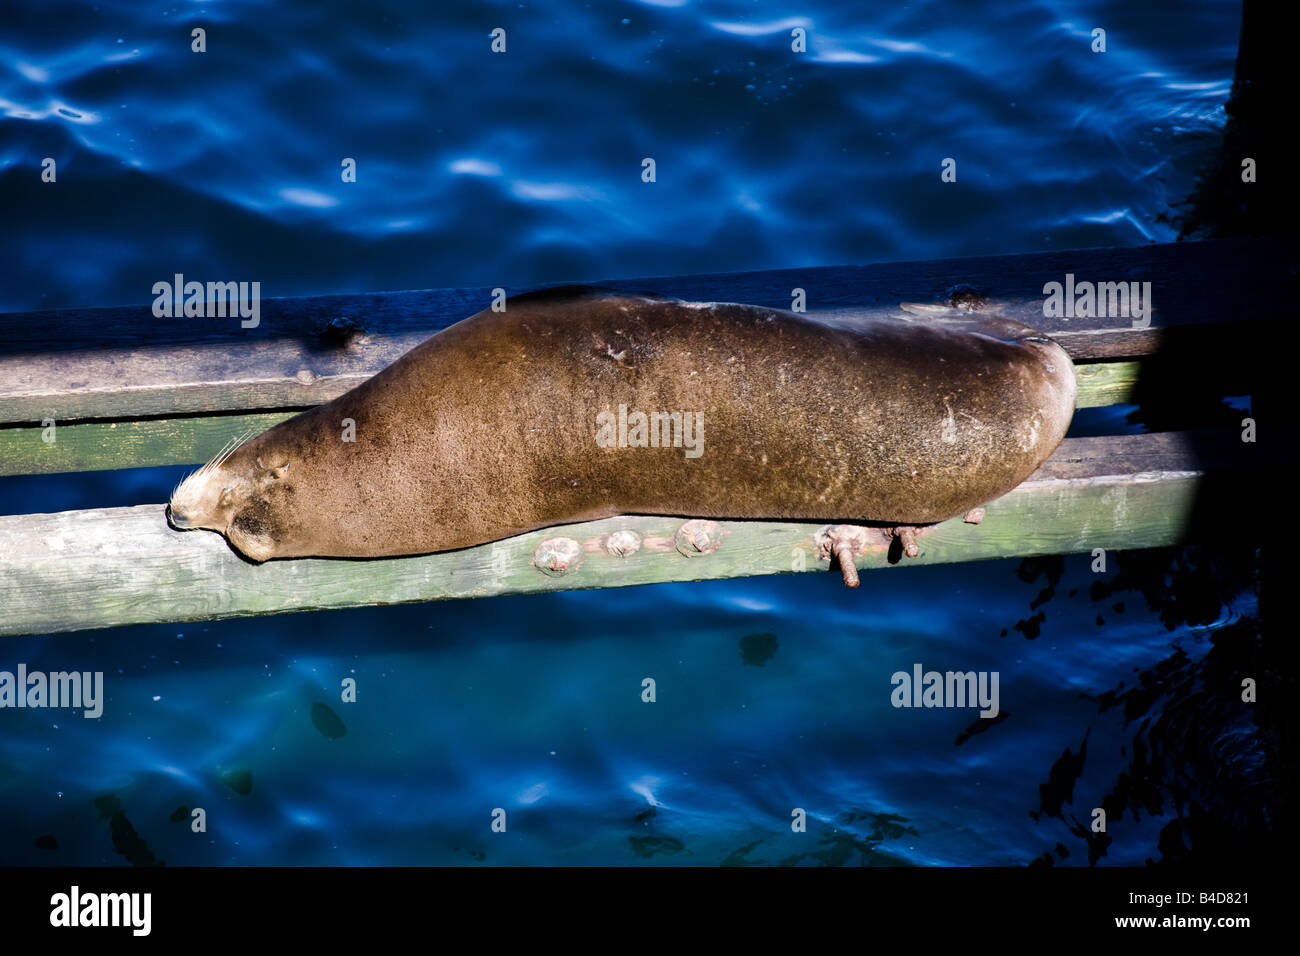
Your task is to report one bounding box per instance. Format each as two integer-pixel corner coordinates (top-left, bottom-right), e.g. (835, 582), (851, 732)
(1009, 544), (1280, 866)
(93, 794), (164, 867)
(1016, 0), (1296, 867)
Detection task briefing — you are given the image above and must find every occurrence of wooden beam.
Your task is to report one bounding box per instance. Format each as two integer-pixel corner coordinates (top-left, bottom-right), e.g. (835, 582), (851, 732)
(0, 360), (1140, 477)
(0, 237), (1287, 425)
(0, 431), (1259, 637)
(0, 411), (301, 477)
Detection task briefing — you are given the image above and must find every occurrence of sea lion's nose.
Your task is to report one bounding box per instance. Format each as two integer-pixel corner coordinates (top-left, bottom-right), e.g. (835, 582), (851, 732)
(166, 504), (193, 529)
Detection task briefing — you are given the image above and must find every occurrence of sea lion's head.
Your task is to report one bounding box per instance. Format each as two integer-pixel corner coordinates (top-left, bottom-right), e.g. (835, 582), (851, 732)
(167, 433), (295, 562)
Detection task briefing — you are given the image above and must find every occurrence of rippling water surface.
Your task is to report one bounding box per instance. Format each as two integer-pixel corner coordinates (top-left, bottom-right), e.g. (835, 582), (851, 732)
(0, 0), (1263, 866)
(1, 0), (1236, 311)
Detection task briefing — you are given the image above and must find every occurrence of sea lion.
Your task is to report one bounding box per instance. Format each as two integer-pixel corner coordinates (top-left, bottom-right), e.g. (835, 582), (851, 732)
(167, 288), (1076, 563)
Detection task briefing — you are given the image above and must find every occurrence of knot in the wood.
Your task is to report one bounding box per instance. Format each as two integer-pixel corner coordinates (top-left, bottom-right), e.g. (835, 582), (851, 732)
(675, 519), (723, 556)
(945, 284), (988, 312)
(320, 315), (365, 347)
(533, 536), (584, 575)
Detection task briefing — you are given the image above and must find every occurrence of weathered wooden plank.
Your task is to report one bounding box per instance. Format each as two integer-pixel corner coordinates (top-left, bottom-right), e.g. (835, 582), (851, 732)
(0, 431), (1258, 636)
(0, 360), (1141, 477)
(1028, 430), (1258, 478)
(0, 477), (1201, 637)
(0, 411), (301, 477)
(0, 237), (1287, 425)
(1072, 360), (1139, 409)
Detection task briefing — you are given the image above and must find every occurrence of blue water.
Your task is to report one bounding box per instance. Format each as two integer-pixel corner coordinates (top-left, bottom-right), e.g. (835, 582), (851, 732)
(0, 1), (1263, 866)
(0, 0), (1235, 312)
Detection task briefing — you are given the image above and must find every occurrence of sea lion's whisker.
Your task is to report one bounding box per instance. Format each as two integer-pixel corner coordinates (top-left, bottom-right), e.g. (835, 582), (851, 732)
(175, 429), (252, 499)
(203, 428), (253, 475)
(215, 426), (257, 468)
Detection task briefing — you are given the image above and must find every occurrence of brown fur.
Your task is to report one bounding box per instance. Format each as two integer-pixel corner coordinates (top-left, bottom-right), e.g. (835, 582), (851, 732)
(168, 290), (1076, 561)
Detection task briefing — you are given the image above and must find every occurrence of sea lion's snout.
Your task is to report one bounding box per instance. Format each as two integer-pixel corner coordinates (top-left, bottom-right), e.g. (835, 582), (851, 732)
(168, 472), (224, 533)
(165, 436), (300, 562)
(165, 503), (194, 529)
(168, 446), (254, 539)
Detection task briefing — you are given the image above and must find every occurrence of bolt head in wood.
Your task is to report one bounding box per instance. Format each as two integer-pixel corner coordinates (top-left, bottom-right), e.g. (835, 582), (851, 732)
(533, 536), (583, 575)
(675, 519), (723, 556)
(605, 529), (642, 558)
(814, 524), (871, 562)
